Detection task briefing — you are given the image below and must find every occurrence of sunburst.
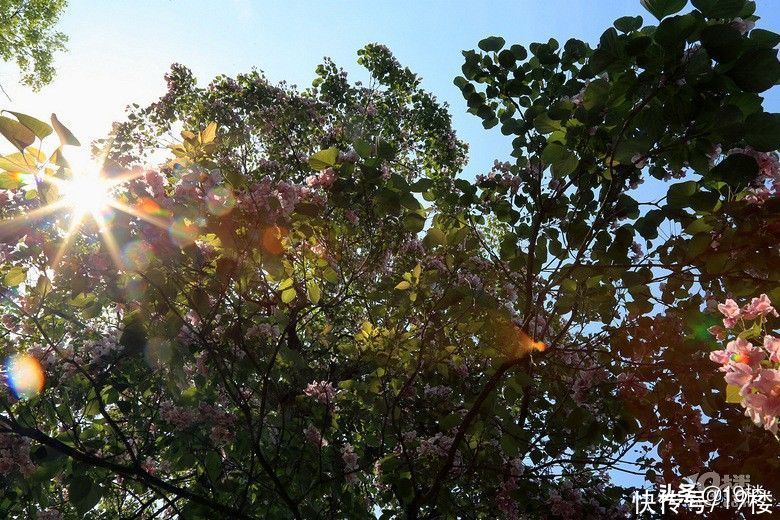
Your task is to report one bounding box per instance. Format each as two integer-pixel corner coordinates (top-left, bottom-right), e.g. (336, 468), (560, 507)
(0, 145), (169, 273)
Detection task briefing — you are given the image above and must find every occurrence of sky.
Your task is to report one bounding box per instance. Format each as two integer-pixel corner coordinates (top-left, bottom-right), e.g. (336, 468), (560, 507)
(1, 0), (778, 181)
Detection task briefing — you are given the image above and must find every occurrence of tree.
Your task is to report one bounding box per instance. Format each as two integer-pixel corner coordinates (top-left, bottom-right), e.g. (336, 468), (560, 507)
(0, 1), (779, 519)
(0, 0), (68, 90)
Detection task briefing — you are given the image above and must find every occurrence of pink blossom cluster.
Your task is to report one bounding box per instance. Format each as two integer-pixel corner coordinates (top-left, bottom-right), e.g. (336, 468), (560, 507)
(341, 443), (359, 484)
(416, 432), (462, 473)
(29, 344), (56, 369)
(496, 457), (524, 519)
(572, 365), (608, 409)
(424, 384), (452, 400)
(144, 170), (167, 200)
(36, 510), (63, 520)
(86, 332), (123, 366)
(303, 380), (336, 406)
(0, 432), (35, 477)
(712, 293), (778, 329)
(475, 161), (520, 191)
(305, 167), (337, 189)
(199, 403), (237, 445)
(160, 400), (198, 430)
(547, 479), (628, 520)
(709, 294), (780, 435)
(159, 400), (237, 444)
(236, 177), (324, 222)
(247, 323), (280, 340)
(304, 424), (328, 447)
(710, 336), (780, 434)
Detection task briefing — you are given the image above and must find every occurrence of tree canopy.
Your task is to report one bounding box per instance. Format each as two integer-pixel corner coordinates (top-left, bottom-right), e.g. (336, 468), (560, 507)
(0, 0), (779, 518)
(0, 0), (68, 90)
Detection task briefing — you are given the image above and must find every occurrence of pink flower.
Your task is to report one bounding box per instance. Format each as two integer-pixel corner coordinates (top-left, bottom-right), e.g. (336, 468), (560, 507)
(341, 443), (359, 483)
(304, 424), (328, 447)
(743, 369), (780, 434)
(305, 167), (337, 189)
(742, 294), (778, 321)
(723, 362), (755, 390)
(764, 335), (780, 363)
(709, 349), (730, 365)
(304, 380), (336, 406)
(717, 299), (741, 328)
(724, 337), (765, 369)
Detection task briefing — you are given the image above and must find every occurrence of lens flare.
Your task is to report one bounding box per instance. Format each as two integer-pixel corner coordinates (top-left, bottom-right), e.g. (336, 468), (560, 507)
(61, 171), (112, 217)
(5, 354), (45, 399)
(122, 240), (154, 271)
(262, 226), (288, 255)
(169, 216), (200, 247)
(206, 186), (236, 216)
(135, 197), (170, 218)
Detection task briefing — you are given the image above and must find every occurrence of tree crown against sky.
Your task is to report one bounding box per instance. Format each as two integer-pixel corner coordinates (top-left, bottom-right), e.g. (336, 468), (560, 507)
(0, 0), (779, 518)
(0, 0), (68, 91)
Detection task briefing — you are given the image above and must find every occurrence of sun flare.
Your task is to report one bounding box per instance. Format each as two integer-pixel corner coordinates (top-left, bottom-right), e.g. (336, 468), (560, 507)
(61, 171), (113, 217)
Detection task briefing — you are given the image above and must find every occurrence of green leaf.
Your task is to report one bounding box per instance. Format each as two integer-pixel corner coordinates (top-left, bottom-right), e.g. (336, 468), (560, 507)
(561, 279), (578, 293)
(307, 281), (321, 305)
(402, 212), (426, 232)
(582, 79), (610, 111)
(68, 477), (93, 507)
(205, 451), (221, 482)
(394, 281), (411, 290)
(478, 36), (505, 52)
(692, 0), (745, 18)
(667, 181), (698, 207)
(533, 112), (563, 134)
(423, 227), (446, 247)
(6, 112), (52, 139)
(308, 147), (339, 170)
(726, 48), (780, 93)
(200, 122), (217, 144)
(640, 0), (688, 20)
(281, 287), (297, 304)
(4, 267), (27, 287)
(700, 24), (744, 63)
(725, 383), (742, 404)
(542, 143), (578, 177)
(749, 29), (780, 48)
(744, 112), (780, 152)
(0, 171), (22, 189)
(0, 116), (36, 152)
(614, 16), (644, 33)
(510, 44), (528, 60)
(51, 113), (81, 146)
(708, 153), (759, 187)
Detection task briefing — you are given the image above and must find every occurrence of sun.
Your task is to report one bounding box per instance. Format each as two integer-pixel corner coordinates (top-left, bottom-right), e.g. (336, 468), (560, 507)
(61, 170), (113, 217)
(0, 145), (172, 272)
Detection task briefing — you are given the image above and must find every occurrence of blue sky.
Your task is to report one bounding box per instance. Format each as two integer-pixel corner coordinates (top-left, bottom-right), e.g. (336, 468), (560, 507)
(1, 0), (777, 180)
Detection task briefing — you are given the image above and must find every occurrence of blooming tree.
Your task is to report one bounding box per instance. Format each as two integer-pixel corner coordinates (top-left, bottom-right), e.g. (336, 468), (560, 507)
(0, 1), (779, 518)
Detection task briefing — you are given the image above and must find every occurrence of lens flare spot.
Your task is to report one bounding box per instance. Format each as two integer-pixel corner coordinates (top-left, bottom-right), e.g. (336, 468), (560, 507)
(122, 240), (154, 271)
(206, 186), (236, 217)
(121, 275), (147, 300)
(262, 226), (288, 255)
(136, 197), (170, 218)
(5, 354), (45, 400)
(169, 216), (200, 247)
